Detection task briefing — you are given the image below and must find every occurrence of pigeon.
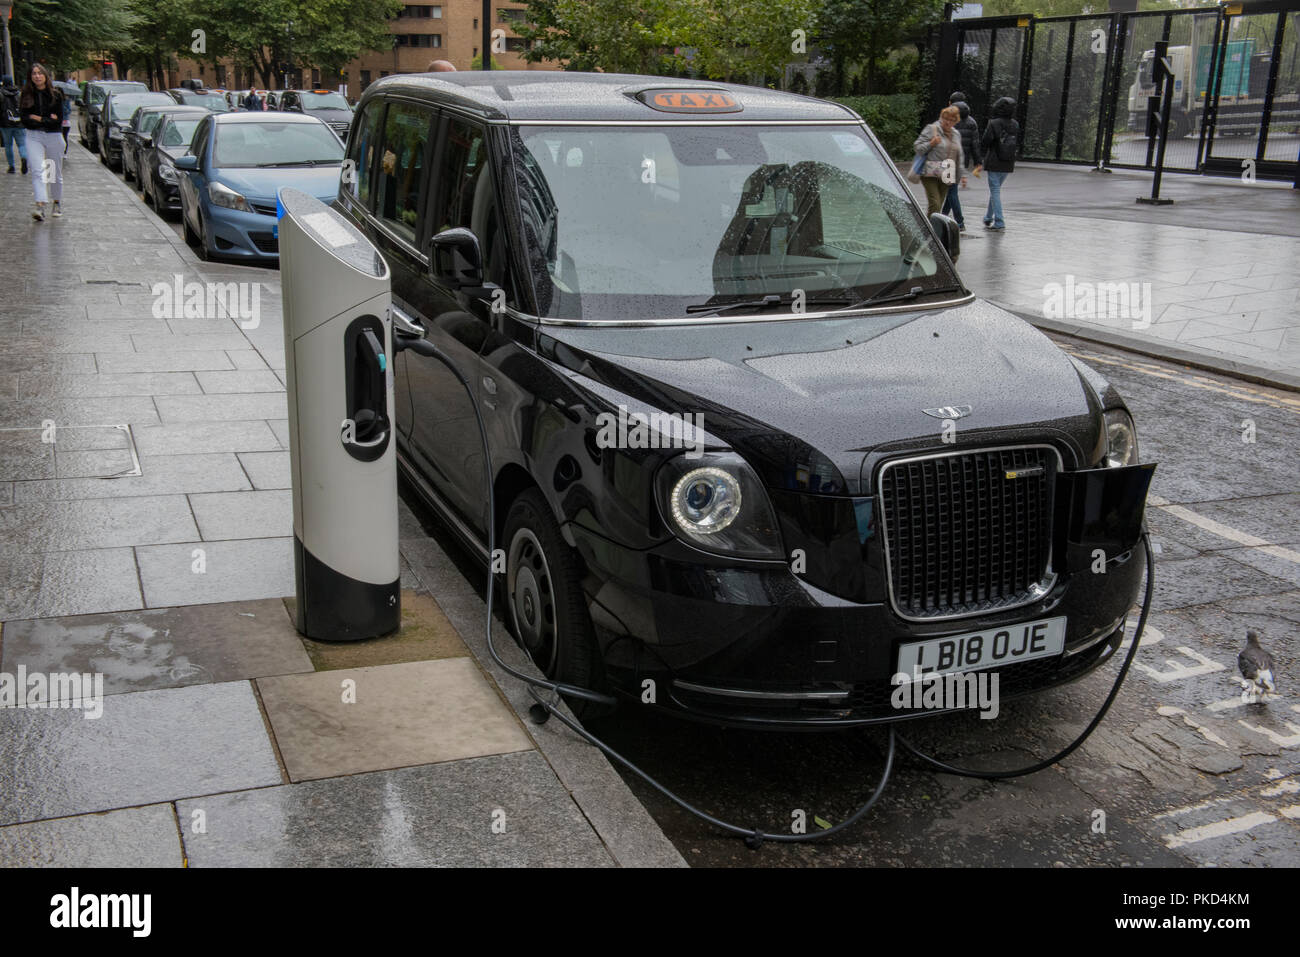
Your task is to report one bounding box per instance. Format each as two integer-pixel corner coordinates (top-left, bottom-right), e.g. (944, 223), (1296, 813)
(1238, 630), (1276, 703)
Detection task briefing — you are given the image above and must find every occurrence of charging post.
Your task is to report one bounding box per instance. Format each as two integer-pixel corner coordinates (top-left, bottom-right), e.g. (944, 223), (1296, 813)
(278, 187), (401, 641)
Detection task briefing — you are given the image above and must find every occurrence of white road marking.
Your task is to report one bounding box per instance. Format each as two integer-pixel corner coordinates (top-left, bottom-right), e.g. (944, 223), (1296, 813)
(1157, 705), (1232, 748)
(1163, 811), (1279, 849)
(1146, 494), (1300, 565)
(1237, 719), (1300, 748)
(1280, 805), (1300, 820)
(1135, 646), (1227, 683)
(1261, 780), (1300, 797)
(1154, 795), (1237, 821)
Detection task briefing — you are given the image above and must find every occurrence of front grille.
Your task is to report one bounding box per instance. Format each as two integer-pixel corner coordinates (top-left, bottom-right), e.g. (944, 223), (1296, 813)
(251, 202), (277, 216)
(879, 446), (1057, 620)
(249, 231), (279, 253)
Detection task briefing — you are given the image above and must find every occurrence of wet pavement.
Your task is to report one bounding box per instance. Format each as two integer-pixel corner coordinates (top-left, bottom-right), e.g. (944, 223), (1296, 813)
(0, 139), (683, 868)
(909, 163), (1300, 388)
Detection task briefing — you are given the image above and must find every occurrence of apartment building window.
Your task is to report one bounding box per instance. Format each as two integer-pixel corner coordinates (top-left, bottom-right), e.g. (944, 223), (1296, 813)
(498, 8), (525, 23)
(360, 70), (372, 89)
(504, 37), (530, 53)
(399, 5), (442, 17)
(395, 34), (442, 48)
(311, 68), (321, 88)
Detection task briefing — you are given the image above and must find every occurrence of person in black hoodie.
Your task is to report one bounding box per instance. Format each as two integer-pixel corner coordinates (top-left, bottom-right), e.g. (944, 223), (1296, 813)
(979, 96), (1019, 230)
(19, 63), (65, 221)
(1, 74), (28, 175)
(942, 94), (983, 230)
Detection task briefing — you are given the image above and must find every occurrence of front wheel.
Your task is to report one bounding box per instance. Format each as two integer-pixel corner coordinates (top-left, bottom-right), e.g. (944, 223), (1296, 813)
(502, 489), (610, 718)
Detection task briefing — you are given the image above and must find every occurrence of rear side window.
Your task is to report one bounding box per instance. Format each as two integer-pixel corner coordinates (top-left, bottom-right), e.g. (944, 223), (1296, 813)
(432, 119), (509, 292)
(374, 101), (432, 241)
(347, 100), (384, 209)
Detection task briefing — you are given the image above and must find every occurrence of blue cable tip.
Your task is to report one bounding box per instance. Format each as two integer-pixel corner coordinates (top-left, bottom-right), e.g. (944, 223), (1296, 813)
(379, 354), (387, 371)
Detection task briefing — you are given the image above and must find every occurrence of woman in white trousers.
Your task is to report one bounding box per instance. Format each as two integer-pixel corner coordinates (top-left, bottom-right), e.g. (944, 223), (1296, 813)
(19, 63), (64, 221)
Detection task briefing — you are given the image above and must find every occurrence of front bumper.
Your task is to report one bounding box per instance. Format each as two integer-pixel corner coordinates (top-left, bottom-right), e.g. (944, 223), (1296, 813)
(567, 462), (1154, 729)
(201, 202), (280, 259)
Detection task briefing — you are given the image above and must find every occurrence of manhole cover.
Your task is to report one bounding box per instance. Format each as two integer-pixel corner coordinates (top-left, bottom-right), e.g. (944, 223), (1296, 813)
(0, 424), (143, 495)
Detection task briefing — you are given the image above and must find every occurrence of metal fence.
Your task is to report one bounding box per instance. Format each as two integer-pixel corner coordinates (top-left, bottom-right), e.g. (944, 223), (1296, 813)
(931, 0), (1300, 181)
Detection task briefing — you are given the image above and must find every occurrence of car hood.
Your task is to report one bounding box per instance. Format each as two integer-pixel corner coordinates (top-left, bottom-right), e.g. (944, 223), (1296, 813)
(212, 166), (342, 204)
(538, 299), (1104, 495)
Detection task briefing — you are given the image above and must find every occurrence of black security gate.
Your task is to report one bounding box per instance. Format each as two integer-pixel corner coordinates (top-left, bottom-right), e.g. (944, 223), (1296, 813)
(932, 0), (1300, 181)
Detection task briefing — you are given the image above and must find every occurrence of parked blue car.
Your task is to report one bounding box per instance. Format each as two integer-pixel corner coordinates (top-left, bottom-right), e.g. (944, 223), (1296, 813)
(175, 111), (344, 261)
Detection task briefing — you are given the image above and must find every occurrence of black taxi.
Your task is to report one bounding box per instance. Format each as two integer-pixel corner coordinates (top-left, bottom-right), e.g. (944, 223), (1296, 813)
(333, 72), (1155, 727)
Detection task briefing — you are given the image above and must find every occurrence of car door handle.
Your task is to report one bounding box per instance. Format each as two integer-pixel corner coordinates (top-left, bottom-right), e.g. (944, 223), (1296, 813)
(389, 303), (426, 339)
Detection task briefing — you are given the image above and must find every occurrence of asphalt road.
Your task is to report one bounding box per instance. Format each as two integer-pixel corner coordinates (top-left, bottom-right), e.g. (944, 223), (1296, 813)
(405, 333), (1300, 868)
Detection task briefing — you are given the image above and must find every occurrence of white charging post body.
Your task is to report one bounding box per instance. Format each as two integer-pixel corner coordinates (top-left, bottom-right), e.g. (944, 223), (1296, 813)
(278, 187), (400, 640)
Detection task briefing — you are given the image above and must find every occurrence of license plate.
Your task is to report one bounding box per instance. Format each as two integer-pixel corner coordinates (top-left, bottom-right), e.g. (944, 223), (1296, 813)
(896, 616), (1067, 679)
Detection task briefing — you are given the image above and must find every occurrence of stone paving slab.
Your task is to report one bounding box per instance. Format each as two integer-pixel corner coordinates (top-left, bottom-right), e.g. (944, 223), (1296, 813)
(257, 657), (533, 782)
(176, 752), (614, 867)
(0, 681), (282, 827)
(1, 598), (314, 696)
(189, 489), (292, 541)
(1, 546), (143, 620)
(0, 804), (184, 867)
(135, 537), (295, 608)
(289, 591), (471, 672)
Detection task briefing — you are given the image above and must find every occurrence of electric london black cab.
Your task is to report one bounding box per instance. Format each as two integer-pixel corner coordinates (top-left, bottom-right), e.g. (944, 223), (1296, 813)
(334, 72), (1154, 728)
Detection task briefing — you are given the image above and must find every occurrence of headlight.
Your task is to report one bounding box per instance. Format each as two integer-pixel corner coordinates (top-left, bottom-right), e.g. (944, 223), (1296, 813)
(656, 452), (783, 560)
(209, 181), (252, 212)
(159, 161), (177, 183)
(1103, 408), (1139, 467)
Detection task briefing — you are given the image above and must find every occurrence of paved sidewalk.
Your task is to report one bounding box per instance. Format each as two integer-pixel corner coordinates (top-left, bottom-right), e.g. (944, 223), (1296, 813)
(911, 164), (1300, 389)
(0, 141), (682, 867)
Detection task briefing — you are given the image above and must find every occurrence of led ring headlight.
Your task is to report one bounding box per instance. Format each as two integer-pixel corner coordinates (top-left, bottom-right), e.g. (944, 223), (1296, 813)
(670, 466), (741, 534)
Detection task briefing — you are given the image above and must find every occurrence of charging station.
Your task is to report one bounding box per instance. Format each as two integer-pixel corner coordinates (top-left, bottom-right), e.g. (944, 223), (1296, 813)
(278, 187), (400, 641)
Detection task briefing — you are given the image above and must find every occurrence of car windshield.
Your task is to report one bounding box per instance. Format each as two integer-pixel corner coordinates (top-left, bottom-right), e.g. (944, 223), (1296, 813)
(212, 121), (345, 167)
(301, 91), (350, 110)
(91, 83), (144, 105)
(161, 118), (202, 148)
(111, 94), (171, 121)
(511, 124), (960, 322)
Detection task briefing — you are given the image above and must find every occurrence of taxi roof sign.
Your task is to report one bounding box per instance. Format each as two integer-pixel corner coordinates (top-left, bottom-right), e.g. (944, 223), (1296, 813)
(637, 89), (742, 114)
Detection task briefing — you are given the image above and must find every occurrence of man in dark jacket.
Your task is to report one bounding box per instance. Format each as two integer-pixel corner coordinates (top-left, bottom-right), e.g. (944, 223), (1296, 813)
(942, 94), (983, 229)
(0, 75), (28, 175)
(979, 96), (1019, 230)
(242, 89), (263, 111)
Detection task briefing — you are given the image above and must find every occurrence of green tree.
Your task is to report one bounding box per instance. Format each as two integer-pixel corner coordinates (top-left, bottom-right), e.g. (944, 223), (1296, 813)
(11, 0), (137, 76)
(818, 0), (947, 94)
(517, 0), (672, 73)
(659, 0), (819, 83)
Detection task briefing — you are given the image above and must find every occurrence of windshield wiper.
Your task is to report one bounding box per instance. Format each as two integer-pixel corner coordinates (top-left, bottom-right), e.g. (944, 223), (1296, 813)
(684, 293), (860, 319)
(258, 160), (333, 168)
(836, 283), (965, 313)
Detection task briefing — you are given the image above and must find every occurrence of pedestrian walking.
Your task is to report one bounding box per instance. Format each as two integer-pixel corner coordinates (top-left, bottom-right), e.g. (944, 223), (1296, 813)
(0, 74), (27, 175)
(912, 104), (966, 218)
(61, 76), (73, 154)
(980, 96), (1019, 230)
(242, 89), (263, 112)
(942, 93), (984, 230)
(20, 63), (65, 221)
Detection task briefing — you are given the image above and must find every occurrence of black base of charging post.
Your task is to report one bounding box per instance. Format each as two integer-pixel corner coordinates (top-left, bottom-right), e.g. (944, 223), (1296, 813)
(1137, 41), (1176, 206)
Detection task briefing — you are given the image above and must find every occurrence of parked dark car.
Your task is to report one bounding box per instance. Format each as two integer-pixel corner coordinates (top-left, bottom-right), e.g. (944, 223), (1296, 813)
(175, 111), (344, 260)
(99, 91), (176, 169)
(334, 73), (1154, 729)
(125, 104), (207, 191)
(277, 89), (352, 141)
(167, 88), (231, 112)
(78, 79), (147, 152)
(140, 111), (210, 217)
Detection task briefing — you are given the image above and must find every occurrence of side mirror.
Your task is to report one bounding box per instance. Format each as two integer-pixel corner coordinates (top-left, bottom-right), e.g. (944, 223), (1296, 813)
(929, 212), (960, 262)
(173, 155), (199, 171)
(140, 134), (153, 146)
(429, 227), (483, 288)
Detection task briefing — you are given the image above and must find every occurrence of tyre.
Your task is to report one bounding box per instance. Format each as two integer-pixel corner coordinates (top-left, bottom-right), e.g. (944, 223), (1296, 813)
(196, 214), (211, 261)
(182, 208), (198, 246)
(502, 488), (610, 717)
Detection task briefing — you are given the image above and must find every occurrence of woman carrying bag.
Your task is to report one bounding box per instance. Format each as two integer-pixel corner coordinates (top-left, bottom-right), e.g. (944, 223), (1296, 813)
(910, 105), (965, 218)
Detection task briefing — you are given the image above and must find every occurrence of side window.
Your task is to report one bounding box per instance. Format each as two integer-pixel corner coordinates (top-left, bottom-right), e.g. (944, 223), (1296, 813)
(432, 119), (509, 290)
(374, 101), (432, 241)
(189, 118), (209, 159)
(347, 99), (384, 209)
